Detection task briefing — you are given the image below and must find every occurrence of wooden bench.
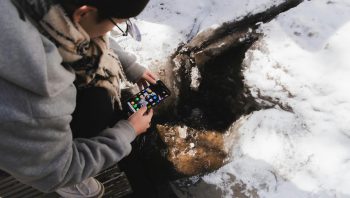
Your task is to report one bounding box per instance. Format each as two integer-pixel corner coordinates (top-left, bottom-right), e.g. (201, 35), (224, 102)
(0, 165), (132, 198)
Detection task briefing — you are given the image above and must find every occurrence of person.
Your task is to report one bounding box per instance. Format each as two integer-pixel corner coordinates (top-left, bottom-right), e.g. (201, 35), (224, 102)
(0, 0), (157, 197)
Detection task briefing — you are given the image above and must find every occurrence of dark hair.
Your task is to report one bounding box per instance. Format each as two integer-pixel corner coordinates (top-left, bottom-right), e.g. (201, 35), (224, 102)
(61, 0), (150, 19)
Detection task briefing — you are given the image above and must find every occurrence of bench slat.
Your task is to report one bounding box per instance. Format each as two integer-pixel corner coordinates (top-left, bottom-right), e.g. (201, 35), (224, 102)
(0, 165), (132, 198)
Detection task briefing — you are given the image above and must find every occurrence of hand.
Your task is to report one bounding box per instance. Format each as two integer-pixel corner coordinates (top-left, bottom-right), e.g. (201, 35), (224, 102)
(128, 106), (153, 135)
(137, 70), (158, 90)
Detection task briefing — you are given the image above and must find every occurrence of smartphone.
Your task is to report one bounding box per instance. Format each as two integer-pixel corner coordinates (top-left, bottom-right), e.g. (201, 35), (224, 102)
(126, 80), (171, 114)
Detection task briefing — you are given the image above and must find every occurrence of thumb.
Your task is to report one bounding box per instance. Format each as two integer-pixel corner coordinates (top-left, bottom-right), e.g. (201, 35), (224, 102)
(138, 106), (147, 114)
(146, 108), (153, 118)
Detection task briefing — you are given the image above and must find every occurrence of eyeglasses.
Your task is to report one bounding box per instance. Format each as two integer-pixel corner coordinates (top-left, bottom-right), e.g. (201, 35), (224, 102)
(109, 18), (142, 41)
(109, 18), (129, 36)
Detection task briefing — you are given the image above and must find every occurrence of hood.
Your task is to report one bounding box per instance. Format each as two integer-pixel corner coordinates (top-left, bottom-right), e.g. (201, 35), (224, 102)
(0, 0), (75, 97)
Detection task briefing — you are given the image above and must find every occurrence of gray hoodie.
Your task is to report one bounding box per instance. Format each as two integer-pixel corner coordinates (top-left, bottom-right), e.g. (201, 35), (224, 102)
(0, 0), (145, 192)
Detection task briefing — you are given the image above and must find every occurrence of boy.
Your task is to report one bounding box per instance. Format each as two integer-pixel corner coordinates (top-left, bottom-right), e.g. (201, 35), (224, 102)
(0, 0), (156, 197)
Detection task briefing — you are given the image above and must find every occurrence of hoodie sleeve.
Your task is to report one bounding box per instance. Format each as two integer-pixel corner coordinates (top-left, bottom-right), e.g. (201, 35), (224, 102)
(109, 37), (146, 83)
(0, 118), (136, 192)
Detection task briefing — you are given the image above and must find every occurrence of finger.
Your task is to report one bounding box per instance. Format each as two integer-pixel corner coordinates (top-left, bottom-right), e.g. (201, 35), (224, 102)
(144, 73), (157, 84)
(145, 108), (153, 119)
(137, 106), (147, 114)
(149, 75), (158, 84)
(148, 72), (158, 81)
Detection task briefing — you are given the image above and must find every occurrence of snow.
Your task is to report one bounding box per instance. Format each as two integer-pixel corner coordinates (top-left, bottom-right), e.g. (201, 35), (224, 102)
(190, 67), (201, 90)
(112, 0), (350, 197)
(204, 0), (350, 197)
(178, 126), (188, 139)
(112, 0), (287, 66)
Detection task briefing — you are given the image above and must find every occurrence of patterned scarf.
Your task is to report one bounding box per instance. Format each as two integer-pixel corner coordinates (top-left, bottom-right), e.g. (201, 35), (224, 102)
(14, 0), (131, 109)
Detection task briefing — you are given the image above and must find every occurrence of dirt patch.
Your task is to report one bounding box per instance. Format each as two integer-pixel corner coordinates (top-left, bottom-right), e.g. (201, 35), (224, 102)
(157, 124), (226, 176)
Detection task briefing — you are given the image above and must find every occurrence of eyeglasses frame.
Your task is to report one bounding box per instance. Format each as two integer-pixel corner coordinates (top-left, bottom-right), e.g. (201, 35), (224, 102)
(108, 18), (130, 36)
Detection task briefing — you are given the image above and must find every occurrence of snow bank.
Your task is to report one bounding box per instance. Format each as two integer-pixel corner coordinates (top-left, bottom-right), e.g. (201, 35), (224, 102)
(203, 0), (350, 197)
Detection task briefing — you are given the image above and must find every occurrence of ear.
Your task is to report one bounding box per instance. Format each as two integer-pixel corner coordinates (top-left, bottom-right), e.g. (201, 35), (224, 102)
(72, 5), (98, 24)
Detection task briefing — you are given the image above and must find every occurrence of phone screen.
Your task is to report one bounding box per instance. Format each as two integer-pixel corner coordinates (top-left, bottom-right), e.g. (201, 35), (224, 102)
(127, 80), (171, 113)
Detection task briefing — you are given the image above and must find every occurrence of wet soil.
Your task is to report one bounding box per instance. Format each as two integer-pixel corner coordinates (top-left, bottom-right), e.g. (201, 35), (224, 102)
(174, 39), (259, 131)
